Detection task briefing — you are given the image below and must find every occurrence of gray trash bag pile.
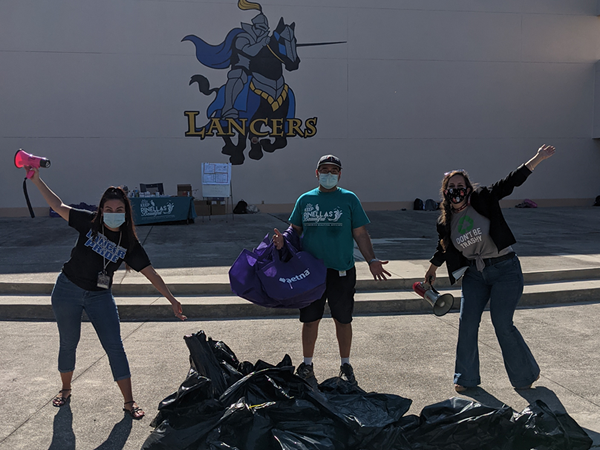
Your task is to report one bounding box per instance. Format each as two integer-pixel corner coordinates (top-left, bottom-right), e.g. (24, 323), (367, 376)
(142, 331), (592, 450)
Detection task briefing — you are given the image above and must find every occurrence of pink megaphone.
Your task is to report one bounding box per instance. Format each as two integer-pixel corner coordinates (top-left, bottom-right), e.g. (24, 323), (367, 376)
(14, 149), (51, 179)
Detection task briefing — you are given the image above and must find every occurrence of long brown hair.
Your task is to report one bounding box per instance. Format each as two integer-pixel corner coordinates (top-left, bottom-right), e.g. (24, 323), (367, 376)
(438, 170), (475, 250)
(90, 186), (138, 243)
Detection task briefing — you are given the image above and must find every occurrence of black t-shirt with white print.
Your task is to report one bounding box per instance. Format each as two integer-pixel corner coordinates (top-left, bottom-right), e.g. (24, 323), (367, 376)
(62, 209), (151, 291)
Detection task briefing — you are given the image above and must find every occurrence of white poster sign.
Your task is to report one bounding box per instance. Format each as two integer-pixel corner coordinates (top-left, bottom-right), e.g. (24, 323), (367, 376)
(201, 163), (232, 198)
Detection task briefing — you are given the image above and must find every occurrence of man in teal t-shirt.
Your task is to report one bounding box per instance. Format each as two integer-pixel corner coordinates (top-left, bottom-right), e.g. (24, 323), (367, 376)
(273, 155), (391, 387)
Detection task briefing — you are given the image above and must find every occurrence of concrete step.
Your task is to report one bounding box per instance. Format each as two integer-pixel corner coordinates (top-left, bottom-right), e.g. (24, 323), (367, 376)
(1, 267), (599, 296)
(2, 278), (600, 321)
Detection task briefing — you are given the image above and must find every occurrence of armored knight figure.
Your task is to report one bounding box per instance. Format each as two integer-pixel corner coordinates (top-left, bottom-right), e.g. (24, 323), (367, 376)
(222, 13), (270, 118)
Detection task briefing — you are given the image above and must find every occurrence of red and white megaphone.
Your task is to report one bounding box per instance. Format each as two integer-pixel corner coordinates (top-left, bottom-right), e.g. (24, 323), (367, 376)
(14, 149), (51, 179)
(413, 281), (454, 316)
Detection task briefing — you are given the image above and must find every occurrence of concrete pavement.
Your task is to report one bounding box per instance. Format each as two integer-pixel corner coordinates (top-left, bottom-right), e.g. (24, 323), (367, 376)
(1, 207), (600, 319)
(0, 206), (600, 448)
(1, 306), (600, 449)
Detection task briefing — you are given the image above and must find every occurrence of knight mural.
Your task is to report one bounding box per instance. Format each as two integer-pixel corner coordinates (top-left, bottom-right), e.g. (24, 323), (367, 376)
(222, 9), (270, 120)
(182, 0), (319, 165)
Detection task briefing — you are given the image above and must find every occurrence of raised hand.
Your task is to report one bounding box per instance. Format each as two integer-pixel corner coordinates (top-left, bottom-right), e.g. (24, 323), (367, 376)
(526, 144), (556, 171)
(537, 144), (556, 160)
(23, 165), (40, 182)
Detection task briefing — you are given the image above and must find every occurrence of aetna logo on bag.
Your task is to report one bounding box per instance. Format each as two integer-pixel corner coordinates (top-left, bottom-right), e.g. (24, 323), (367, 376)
(279, 270), (311, 288)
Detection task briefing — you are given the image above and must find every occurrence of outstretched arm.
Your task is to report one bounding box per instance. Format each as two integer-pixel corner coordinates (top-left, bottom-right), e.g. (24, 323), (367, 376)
(487, 144), (556, 200)
(525, 144), (555, 171)
(140, 265), (187, 320)
(352, 225), (391, 281)
(25, 166), (71, 221)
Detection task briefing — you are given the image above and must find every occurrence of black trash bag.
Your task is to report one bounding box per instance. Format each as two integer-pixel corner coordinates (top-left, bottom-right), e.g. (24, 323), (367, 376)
(239, 360), (255, 376)
(402, 397), (516, 450)
(215, 363), (351, 444)
(318, 377), (412, 449)
(146, 332), (591, 450)
(209, 398), (344, 450)
(234, 200), (248, 214)
(144, 333), (349, 450)
(272, 428), (337, 450)
(149, 368), (218, 428)
(218, 367), (297, 409)
(203, 399), (258, 450)
(156, 369), (212, 412)
(511, 400), (593, 450)
(206, 375), (350, 450)
(145, 400), (252, 450)
(253, 354), (293, 372)
(143, 400), (225, 450)
(144, 331), (413, 450)
(269, 399), (344, 450)
(363, 415), (421, 450)
(424, 199), (438, 211)
(210, 339), (247, 387)
(185, 331), (230, 398)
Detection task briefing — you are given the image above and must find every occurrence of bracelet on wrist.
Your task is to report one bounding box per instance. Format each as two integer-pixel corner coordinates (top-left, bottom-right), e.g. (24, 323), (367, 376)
(368, 258), (379, 265)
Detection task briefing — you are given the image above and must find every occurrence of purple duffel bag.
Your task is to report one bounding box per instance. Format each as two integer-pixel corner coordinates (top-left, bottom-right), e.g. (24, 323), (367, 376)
(257, 244), (326, 308)
(229, 242), (280, 308)
(229, 234), (326, 309)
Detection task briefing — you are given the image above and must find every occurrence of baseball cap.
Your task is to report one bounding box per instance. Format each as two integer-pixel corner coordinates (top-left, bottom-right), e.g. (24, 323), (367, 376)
(316, 155), (342, 169)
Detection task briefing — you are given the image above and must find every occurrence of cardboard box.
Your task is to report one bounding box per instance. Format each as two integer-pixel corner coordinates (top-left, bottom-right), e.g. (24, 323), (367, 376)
(194, 200), (211, 216)
(177, 184), (192, 197)
(211, 204), (227, 215)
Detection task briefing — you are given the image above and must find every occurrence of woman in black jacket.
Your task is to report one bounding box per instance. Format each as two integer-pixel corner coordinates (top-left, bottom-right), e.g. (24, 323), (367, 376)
(424, 144), (555, 392)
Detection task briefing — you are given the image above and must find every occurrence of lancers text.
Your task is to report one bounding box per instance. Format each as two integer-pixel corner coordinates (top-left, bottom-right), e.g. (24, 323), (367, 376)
(184, 114), (318, 139)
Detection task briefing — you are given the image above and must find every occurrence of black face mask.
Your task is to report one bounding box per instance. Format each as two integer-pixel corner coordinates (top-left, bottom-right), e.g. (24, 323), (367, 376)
(446, 187), (468, 204)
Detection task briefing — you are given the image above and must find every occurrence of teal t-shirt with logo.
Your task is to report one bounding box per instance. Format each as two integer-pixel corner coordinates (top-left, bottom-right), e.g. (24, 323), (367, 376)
(289, 187), (370, 271)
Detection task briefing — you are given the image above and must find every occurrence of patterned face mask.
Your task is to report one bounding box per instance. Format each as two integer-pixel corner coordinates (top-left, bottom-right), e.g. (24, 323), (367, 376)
(445, 187), (468, 204)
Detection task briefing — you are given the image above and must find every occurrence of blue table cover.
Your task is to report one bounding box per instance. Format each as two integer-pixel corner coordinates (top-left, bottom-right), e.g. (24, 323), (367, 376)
(130, 197), (196, 225)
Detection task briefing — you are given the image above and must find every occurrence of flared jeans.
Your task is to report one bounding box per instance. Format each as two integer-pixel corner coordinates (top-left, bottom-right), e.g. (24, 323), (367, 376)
(454, 255), (539, 388)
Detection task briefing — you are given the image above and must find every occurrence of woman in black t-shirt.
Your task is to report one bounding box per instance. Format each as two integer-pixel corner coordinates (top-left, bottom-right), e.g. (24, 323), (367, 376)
(25, 166), (187, 420)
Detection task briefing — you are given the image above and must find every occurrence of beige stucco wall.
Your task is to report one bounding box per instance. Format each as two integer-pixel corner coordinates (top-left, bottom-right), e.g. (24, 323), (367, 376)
(2, 1), (600, 217)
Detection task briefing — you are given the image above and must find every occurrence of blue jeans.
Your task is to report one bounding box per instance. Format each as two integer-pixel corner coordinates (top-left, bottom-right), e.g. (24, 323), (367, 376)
(454, 255), (539, 388)
(51, 272), (131, 381)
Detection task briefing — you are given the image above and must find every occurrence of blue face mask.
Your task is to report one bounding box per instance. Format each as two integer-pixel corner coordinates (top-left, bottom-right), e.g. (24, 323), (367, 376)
(103, 213), (125, 229)
(319, 173), (338, 190)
